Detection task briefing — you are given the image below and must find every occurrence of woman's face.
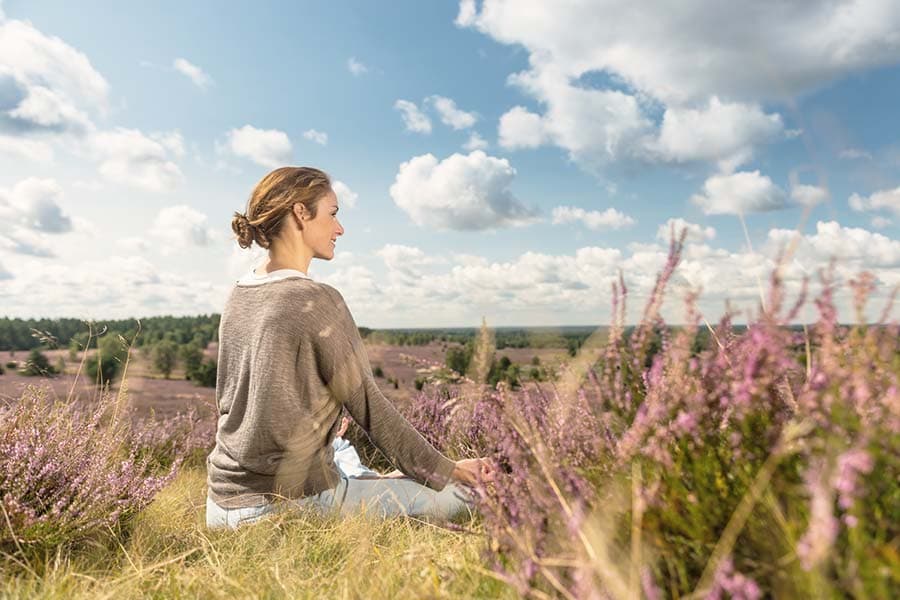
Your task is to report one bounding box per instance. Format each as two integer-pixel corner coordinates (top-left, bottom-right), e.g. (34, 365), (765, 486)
(303, 189), (344, 260)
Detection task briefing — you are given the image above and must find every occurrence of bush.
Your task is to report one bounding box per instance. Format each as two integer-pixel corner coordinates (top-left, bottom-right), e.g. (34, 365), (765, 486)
(21, 348), (55, 377)
(191, 358), (217, 387)
(151, 339), (178, 379)
(180, 342), (204, 380)
(414, 377), (425, 391)
(85, 334), (127, 385)
(0, 388), (181, 550)
(373, 365), (384, 378)
(5, 361), (16, 369)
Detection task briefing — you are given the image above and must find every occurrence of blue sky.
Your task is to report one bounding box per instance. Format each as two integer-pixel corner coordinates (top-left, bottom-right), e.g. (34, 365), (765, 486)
(1, 0), (899, 327)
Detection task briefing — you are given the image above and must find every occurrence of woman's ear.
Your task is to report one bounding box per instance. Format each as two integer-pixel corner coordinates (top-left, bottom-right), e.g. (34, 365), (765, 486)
(292, 203), (306, 230)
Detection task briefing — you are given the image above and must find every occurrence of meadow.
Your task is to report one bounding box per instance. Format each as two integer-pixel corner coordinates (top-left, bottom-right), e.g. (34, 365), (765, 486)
(1, 235), (898, 599)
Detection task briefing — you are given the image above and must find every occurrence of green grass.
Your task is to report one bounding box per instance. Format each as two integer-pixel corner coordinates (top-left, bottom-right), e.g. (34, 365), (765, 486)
(1, 468), (515, 599)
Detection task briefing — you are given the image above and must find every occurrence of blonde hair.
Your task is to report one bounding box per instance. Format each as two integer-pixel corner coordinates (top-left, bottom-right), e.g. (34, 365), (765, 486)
(232, 167), (332, 249)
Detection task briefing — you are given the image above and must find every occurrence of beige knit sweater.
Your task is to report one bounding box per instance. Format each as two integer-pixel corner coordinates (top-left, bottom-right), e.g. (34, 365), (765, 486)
(206, 274), (455, 509)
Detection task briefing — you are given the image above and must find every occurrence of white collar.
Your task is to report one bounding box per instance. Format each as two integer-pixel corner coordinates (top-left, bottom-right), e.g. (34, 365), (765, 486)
(236, 266), (312, 287)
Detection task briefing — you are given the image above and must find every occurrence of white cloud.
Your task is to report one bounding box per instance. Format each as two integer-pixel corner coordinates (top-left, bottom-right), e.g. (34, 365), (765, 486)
(0, 17), (108, 135)
(0, 254), (228, 319)
(428, 95), (477, 130)
(389, 150), (539, 231)
(89, 128), (184, 191)
(849, 187), (900, 216)
(332, 180), (358, 209)
(691, 170), (787, 215)
(656, 218), (716, 243)
(791, 184), (830, 207)
(0, 134), (53, 162)
(173, 57), (213, 89)
(551, 205), (635, 230)
(0, 177), (72, 233)
(871, 216), (893, 229)
(650, 97), (783, 171)
(116, 236), (149, 253)
(459, 0), (900, 173)
(0, 227), (55, 257)
(302, 128), (328, 145)
(767, 220), (900, 269)
(498, 105), (547, 149)
(224, 124), (292, 168)
(463, 131), (488, 151)
(840, 148), (872, 160)
(393, 99), (432, 134)
(376, 244), (446, 282)
(149, 205), (218, 251)
(347, 57), (368, 76)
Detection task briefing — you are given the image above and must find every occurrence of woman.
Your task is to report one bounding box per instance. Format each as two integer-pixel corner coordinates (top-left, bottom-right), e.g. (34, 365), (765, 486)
(206, 166), (489, 529)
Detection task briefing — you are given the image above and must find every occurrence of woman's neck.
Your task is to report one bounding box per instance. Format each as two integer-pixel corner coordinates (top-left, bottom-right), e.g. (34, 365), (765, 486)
(261, 241), (312, 275)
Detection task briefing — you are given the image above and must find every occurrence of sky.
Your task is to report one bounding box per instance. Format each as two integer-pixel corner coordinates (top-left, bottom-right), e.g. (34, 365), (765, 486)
(0, 0), (899, 328)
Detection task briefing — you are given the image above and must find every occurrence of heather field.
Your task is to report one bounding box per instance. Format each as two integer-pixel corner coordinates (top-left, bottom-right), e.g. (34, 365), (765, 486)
(2, 239), (899, 599)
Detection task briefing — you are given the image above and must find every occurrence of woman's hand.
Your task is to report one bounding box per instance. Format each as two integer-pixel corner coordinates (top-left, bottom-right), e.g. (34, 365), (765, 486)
(451, 458), (494, 487)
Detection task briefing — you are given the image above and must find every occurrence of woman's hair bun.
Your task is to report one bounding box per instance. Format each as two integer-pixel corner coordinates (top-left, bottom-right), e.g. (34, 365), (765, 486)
(231, 212), (256, 249)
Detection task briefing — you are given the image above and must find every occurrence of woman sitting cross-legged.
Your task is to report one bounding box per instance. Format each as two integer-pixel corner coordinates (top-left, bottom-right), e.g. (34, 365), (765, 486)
(206, 166), (492, 530)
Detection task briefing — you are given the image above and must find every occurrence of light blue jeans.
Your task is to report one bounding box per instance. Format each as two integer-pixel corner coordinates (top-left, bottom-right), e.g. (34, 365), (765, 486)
(206, 476), (473, 530)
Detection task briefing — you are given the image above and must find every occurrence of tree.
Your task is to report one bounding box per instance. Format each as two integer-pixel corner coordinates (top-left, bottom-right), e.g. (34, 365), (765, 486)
(191, 359), (217, 387)
(445, 344), (472, 375)
(21, 349), (54, 377)
(68, 338), (80, 361)
(85, 335), (126, 384)
(151, 340), (178, 379)
(180, 342), (204, 380)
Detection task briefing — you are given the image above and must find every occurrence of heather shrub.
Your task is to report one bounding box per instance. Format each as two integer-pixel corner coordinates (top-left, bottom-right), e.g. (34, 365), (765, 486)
(0, 387), (188, 551)
(400, 234), (900, 598)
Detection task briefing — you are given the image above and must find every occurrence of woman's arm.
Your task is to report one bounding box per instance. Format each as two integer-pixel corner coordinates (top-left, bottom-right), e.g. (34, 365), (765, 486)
(313, 285), (457, 491)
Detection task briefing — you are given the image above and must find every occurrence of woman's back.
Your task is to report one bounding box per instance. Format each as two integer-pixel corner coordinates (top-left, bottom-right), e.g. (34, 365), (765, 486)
(208, 275), (346, 508)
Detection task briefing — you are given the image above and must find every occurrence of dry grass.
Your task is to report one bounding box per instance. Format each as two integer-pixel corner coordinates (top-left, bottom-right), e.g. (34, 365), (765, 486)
(2, 468), (513, 599)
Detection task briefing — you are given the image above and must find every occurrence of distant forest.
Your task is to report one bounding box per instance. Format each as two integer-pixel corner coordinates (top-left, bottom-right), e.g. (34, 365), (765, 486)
(0, 316), (610, 352)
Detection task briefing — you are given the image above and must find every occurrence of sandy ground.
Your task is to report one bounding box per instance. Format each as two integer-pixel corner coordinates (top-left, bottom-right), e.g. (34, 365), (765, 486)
(0, 342), (570, 416)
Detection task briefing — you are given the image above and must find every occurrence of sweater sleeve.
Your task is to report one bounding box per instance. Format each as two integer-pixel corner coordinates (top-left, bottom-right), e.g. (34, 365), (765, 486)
(312, 285), (456, 491)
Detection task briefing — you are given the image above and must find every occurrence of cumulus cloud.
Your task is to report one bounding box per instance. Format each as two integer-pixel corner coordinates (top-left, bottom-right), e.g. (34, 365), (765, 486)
(551, 205), (635, 230)
(767, 220), (900, 269)
(173, 57), (213, 89)
(389, 150), (539, 230)
(0, 18), (108, 135)
(89, 128), (184, 191)
(849, 186), (900, 216)
(149, 205), (218, 250)
(0, 254), (229, 319)
(332, 180), (358, 209)
(498, 105), (547, 149)
(463, 131), (488, 151)
(301, 128), (328, 145)
(224, 124), (292, 168)
(691, 171), (787, 215)
(459, 0), (900, 173)
(650, 97), (783, 171)
(428, 95), (477, 130)
(394, 99), (431, 134)
(347, 57), (368, 76)
(656, 218), (716, 243)
(116, 236), (149, 253)
(0, 177), (71, 233)
(0, 134), (53, 161)
(791, 184), (830, 207)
